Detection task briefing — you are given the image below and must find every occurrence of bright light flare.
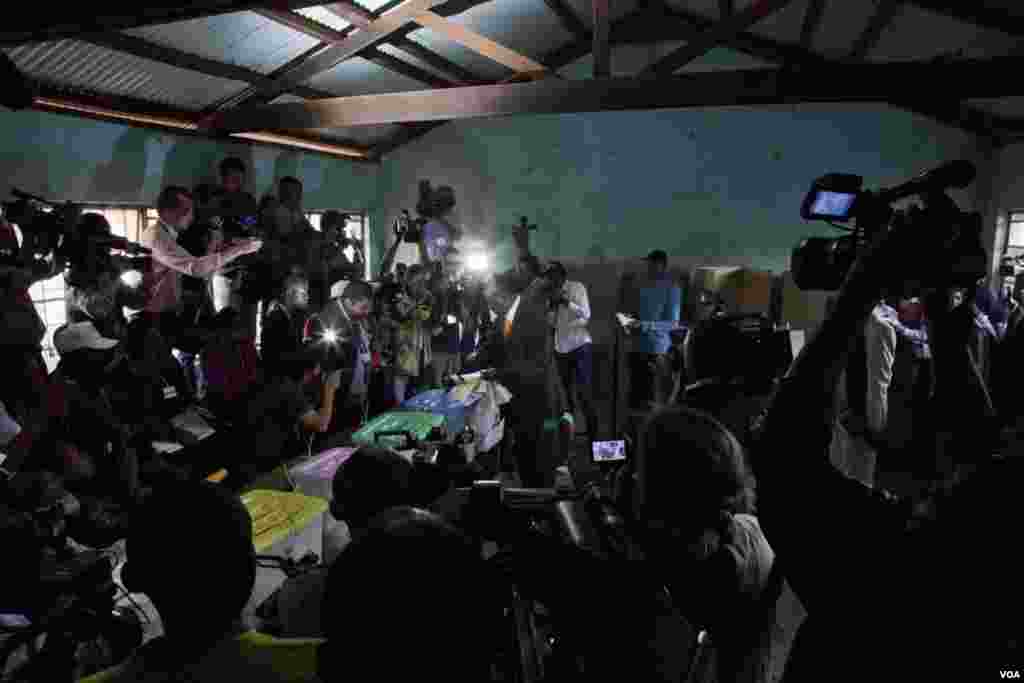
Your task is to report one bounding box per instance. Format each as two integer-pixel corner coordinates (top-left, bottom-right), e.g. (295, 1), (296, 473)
(119, 270), (143, 288)
(322, 329), (339, 344)
(466, 251), (489, 272)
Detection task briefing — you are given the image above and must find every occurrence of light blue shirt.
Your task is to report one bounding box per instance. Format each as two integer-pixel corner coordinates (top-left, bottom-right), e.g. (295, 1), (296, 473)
(634, 276), (682, 354)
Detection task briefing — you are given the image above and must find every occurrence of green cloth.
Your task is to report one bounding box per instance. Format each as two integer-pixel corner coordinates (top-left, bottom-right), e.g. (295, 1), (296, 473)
(351, 410), (446, 449)
(77, 630), (324, 683)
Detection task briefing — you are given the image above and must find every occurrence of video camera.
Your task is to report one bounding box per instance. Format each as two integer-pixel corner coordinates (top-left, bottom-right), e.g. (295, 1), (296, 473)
(791, 160), (988, 291)
(1, 188), (77, 260)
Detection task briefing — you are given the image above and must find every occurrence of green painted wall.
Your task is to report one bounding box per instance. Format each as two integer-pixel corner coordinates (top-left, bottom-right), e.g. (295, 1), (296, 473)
(0, 109), (378, 209)
(375, 103), (981, 275)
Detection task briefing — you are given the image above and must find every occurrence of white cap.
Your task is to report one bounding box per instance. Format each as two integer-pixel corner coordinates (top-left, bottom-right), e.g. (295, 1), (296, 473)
(0, 401), (21, 447)
(53, 321), (119, 355)
(330, 279), (352, 300)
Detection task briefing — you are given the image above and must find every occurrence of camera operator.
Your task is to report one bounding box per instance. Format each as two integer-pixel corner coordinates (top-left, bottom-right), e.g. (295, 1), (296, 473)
(636, 406), (785, 683)
(755, 221), (1018, 678)
(391, 264), (433, 404)
(543, 261), (599, 441)
(260, 270), (312, 379)
(313, 210), (362, 311)
(209, 158), (260, 319)
(63, 213), (149, 342)
(1, 216), (57, 469)
(495, 276), (573, 488)
(139, 186), (261, 356)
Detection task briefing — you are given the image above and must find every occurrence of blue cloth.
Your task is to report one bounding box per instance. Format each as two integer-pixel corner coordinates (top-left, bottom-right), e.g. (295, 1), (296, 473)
(975, 286), (1008, 327)
(634, 277), (682, 354)
(400, 388), (469, 433)
(423, 220), (451, 263)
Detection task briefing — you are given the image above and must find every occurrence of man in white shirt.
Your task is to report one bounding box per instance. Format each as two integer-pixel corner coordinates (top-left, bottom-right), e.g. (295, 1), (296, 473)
(543, 261), (599, 439)
(140, 186), (261, 347)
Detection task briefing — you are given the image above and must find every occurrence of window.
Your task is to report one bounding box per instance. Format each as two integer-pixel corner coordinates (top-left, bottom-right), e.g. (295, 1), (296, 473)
(305, 211), (371, 280)
(1008, 211), (1024, 249)
(24, 206), (151, 371)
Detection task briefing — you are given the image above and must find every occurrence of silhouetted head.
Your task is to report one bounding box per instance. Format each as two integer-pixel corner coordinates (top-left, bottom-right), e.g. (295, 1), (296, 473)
(219, 157), (247, 195)
(319, 507), (498, 682)
(122, 481), (255, 644)
(637, 406), (755, 551)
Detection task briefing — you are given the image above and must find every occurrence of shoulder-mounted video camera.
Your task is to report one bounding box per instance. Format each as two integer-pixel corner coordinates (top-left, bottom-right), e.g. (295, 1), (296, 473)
(1, 188), (77, 260)
(791, 160), (987, 291)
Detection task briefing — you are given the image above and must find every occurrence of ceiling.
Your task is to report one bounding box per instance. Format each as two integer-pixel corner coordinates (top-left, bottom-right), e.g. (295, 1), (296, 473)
(2, 1), (1023, 161)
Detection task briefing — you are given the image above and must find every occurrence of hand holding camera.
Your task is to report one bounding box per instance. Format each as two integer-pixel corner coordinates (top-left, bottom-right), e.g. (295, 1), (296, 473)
(230, 238), (263, 257)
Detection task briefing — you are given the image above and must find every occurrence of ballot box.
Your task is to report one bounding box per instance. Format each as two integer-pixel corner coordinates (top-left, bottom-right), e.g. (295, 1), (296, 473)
(351, 411), (446, 449)
(241, 490), (327, 624)
(288, 447), (358, 565)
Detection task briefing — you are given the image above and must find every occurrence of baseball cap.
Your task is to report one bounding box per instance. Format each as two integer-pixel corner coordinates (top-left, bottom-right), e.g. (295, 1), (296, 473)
(0, 400), (21, 447)
(644, 250), (668, 263)
(53, 321), (119, 355)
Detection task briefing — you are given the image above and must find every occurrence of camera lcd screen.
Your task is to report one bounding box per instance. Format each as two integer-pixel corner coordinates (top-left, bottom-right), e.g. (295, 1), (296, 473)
(809, 191), (857, 219)
(592, 440), (627, 462)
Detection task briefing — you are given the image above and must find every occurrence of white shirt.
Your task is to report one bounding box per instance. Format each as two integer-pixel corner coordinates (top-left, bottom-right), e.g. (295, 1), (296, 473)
(865, 303), (898, 434)
(548, 280), (592, 355)
(140, 219), (234, 313)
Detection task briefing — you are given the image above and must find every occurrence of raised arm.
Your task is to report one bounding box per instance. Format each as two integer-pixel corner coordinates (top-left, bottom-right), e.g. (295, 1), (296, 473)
(141, 224), (257, 279)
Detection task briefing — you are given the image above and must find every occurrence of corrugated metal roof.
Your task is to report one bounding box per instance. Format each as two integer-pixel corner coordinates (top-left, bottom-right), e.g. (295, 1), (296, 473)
(307, 56), (431, 95)
(293, 7), (352, 33)
(5, 39), (249, 110)
(126, 12), (320, 76)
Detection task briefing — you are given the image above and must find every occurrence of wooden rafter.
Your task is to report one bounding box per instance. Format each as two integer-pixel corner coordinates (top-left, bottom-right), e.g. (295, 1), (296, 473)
(373, 2), (1024, 155)
(643, 0), (798, 75)
(906, 1), (1024, 37)
(798, 0), (827, 51)
(30, 86), (375, 160)
(542, 0), (588, 40)
(205, 56), (1024, 132)
(846, 0), (902, 61)
(412, 11), (547, 75)
(215, 0), (456, 111)
(658, 3), (1022, 142)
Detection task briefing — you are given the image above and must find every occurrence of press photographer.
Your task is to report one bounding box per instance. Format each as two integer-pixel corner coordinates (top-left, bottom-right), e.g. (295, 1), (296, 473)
(757, 160), (1018, 679)
(62, 212), (151, 338)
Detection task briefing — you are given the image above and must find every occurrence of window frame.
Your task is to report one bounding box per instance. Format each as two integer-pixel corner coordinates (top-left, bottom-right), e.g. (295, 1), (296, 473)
(304, 209), (371, 281)
(1008, 210), (1024, 250)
